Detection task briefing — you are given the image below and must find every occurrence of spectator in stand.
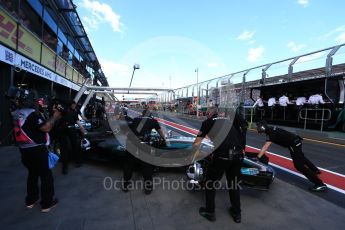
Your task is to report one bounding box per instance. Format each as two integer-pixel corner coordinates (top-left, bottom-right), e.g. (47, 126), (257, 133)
(278, 93), (290, 119)
(22, 18), (31, 28)
(18, 9), (29, 27)
(267, 97), (276, 119)
(253, 96), (265, 119)
(267, 97), (276, 107)
(308, 93), (325, 105)
(296, 96), (307, 106)
(3, 0), (18, 18)
(43, 33), (58, 51)
(253, 96), (264, 108)
(61, 46), (70, 62)
(278, 93), (290, 107)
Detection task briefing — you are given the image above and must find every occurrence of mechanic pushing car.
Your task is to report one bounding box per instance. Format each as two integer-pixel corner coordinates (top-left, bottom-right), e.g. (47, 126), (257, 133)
(192, 106), (248, 223)
(256, 120), (327, 192)
(122, 107), (166, 194)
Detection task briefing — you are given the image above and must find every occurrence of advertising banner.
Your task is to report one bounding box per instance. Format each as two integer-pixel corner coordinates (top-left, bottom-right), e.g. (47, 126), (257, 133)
(0, 9), (17, 49)
(0, 43), (80, 90)
(73, 69), (79, 83)
(0, 43), (15, 65)
(41, 44), (56, 71)
(65, 65), (73, 80)
(17, 25), (41, 62)
(71, 83), (80, 91)
(78, 73), (84, 84)
(55, 56), (66, 76)
(15, 51), (54, 82)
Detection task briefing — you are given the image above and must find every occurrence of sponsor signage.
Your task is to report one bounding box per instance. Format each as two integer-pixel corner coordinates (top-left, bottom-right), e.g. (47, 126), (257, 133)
(17, 25), (41, 63)
(0, 43), (15, 65)
(0, 43), (80, 91)
(55, 55), (66, 76)
(41, 44), (56, 71)
(65, 65), (73, 80)
(0, 10), (41, 61)
(0, 9), (17, 49)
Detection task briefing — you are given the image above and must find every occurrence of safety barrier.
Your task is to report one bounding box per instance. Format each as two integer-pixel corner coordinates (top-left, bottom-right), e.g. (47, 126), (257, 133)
(299, 108), (332, 132)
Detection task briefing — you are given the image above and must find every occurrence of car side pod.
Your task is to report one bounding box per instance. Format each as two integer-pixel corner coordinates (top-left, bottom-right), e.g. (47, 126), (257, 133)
(241, 156), (275, 190)
(186, 155), (275, 190)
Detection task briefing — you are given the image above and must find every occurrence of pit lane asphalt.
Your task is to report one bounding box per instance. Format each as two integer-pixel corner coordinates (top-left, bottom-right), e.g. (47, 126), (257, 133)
(143, 111), (345, 208)
(0, 145), (344, 230)
(150, 112), (345, 175)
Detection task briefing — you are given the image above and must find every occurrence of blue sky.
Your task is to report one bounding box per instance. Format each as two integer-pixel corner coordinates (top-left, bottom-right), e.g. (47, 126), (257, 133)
(75, 0), (345, 94)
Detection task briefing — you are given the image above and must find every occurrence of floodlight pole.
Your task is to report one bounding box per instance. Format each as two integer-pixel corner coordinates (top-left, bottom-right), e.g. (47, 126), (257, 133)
(195, 68), (199, 117)
(128, 64), (140, 93)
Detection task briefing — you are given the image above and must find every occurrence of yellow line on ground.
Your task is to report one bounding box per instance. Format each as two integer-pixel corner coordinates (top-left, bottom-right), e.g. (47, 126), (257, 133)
(157, 112), (345, 148)
(302, 138), (345, 148)
(248, 128), (345, 148)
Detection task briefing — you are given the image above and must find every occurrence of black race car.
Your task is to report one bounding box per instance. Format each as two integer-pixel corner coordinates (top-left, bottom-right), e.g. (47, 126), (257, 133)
(186, 152), (275, 190)
(87, 130), (275, 190)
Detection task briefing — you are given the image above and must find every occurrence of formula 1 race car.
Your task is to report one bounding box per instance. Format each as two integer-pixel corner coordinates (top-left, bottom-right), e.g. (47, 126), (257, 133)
(186, 153), (275, 190)
(145, 131), (275, 190)
(87, 129), (275, 190)
(158, 133), (275, 190)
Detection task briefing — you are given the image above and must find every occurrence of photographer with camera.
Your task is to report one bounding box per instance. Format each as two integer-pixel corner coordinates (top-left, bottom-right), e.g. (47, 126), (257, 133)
(57, 100), (86, 175)
(8, 87), (61, 212)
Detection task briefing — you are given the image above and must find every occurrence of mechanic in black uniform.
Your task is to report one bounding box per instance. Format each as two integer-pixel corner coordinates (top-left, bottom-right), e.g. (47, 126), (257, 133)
(256, 120), (327, 191)
(192, 107), (247, 223)
(58, 100), (86, 175)
(122, 108), (166, 194)
(9, 87), (61, 212)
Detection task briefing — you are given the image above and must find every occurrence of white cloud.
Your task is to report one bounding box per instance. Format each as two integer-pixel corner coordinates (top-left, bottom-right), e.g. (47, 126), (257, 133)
(82, 16), (98, 30)
(99, 59), (130, 85)
(297, 0), (309, 7)
(207, 62), (219, 68)
(319, 24), (345, 43)
(248, 46), (264, 62)
(335, 32), (345, 43)
(79, 0), (123, 33)
(237, 30), (255, 41)
(287, 41), (306, 52)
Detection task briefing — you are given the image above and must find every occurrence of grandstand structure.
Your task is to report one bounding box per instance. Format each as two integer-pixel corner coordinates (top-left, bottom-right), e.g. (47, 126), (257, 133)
(0, 0), (108, 144)
(157, 43), (345, 131)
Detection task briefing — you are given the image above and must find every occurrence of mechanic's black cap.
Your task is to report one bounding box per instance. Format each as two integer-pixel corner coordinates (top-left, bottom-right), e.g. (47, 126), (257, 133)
(256, 120), (268, 133)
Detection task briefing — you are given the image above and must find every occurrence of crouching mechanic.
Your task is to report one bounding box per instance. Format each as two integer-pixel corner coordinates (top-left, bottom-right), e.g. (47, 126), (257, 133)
(122, 108), (166, 194)
(192, 107), (247, 223)
(256, 120), (327, 191)
(9, 87), (61, 212)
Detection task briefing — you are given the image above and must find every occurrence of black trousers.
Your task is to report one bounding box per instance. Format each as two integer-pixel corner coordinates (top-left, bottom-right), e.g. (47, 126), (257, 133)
(205, 157), (242, 214)
(20, 145), (54, 207)
(123, 152), (154, 188)
(59, 128), (81, 168)
(289, 143), (323, 185)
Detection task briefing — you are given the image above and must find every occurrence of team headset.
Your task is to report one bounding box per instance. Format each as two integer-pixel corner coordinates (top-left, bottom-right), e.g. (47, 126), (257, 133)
(256, 121), (268, 133)
(6, 87), (42, 112)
